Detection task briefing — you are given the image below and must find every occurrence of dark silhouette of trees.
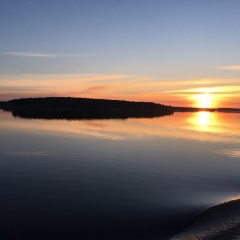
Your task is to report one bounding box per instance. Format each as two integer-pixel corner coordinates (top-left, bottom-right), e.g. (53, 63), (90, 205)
(0, 97), (174, 120)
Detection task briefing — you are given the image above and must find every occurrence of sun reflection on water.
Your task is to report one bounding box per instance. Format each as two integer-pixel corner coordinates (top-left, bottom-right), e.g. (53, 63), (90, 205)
(188, 111), (216, 132)
(196, 112), (210, 130)
(2, 109), (240, 144)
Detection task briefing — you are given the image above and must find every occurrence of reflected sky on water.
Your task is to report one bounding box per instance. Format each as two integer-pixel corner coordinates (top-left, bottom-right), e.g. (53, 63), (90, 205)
(1, 110), (240, 239)
(2, 110), (240, 142)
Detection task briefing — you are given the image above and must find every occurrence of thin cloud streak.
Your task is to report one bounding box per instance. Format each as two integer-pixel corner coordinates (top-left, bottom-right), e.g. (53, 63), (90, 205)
(166, 86), (240, 94)
(216, 66), (240, 70)
(80, 86), (106, 94)
(2, 52), (89, 58)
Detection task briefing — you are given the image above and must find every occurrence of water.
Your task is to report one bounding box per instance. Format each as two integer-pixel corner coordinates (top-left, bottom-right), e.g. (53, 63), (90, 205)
(1, 110), (240, 239)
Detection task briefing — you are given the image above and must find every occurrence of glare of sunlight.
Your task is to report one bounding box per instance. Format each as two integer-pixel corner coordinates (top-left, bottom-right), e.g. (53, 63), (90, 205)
(196, 111), (210, 129)
(196, 93), (212, 108)
(188, 111), (216, 132)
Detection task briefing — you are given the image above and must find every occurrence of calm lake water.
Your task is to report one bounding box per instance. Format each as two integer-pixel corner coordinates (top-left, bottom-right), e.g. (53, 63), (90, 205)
(1, 110), (240, 239)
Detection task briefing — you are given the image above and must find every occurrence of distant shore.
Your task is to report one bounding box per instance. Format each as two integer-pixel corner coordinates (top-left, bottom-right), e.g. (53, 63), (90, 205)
(0, 97), (174, 120)
(173, 106), (240, 113)
(0, 97), (239, 120)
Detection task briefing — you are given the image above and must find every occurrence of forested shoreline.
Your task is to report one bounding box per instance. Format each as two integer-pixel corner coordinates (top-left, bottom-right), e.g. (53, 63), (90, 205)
(0, 97), (174, 120)
(1, 97), (239, 120)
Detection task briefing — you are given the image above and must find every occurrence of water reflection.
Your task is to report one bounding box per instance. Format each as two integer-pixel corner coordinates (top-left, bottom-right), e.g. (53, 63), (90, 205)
(1, 109), (240, 239)
(189, 111), (212, 131)
(217, 149), (240, 159)
(196, 111), (210, 130)
(187, 111), (220, 133)
(1, 110), (240, 144)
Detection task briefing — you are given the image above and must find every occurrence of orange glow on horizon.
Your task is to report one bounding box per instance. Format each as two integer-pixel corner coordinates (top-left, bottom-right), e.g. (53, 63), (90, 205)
(1, 74), (240, 108)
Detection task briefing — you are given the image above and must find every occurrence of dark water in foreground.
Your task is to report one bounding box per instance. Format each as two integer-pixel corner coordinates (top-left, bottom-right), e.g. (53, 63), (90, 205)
(1, 110), (240, 239)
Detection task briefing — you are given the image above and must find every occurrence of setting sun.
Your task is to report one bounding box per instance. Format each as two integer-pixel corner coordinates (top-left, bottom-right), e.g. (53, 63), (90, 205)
(196, 93), (212, 108)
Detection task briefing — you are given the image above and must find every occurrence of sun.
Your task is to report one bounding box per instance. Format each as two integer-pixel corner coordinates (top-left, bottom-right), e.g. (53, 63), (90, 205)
(196, 93), (212, 108)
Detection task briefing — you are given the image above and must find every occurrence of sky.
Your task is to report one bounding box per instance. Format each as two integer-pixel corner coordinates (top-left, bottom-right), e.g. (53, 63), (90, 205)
(1, 0), (240, 108)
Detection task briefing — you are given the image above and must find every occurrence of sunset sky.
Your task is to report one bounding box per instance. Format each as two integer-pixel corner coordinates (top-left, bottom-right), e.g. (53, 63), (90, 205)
(1, 0), (240, 108)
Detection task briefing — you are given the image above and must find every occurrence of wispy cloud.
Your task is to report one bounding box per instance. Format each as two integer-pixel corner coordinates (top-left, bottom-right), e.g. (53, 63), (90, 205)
(2, 52), (58, 58)
(80, 85), (106, 94)
(166, 86), (240, 95)
(216, 66), (240, 70)
(2, 52), (89, 58)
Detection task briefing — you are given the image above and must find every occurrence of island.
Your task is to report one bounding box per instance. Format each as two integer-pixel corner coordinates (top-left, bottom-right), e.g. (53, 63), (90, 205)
(1, 97), (239, 120)
(0, 97), (174, 120)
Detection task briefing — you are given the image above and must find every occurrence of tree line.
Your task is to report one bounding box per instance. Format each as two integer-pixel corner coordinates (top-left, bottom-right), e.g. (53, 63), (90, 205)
(0, 97), (174, 120)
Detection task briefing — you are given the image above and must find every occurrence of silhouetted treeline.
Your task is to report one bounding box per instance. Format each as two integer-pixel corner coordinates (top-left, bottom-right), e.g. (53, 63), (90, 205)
(173, 107), (240, 113)
(0, 97), (174, 120)
(0, 101), (7, 108)
(173, 107), (217, 112)
(217, 108), (240, 113)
